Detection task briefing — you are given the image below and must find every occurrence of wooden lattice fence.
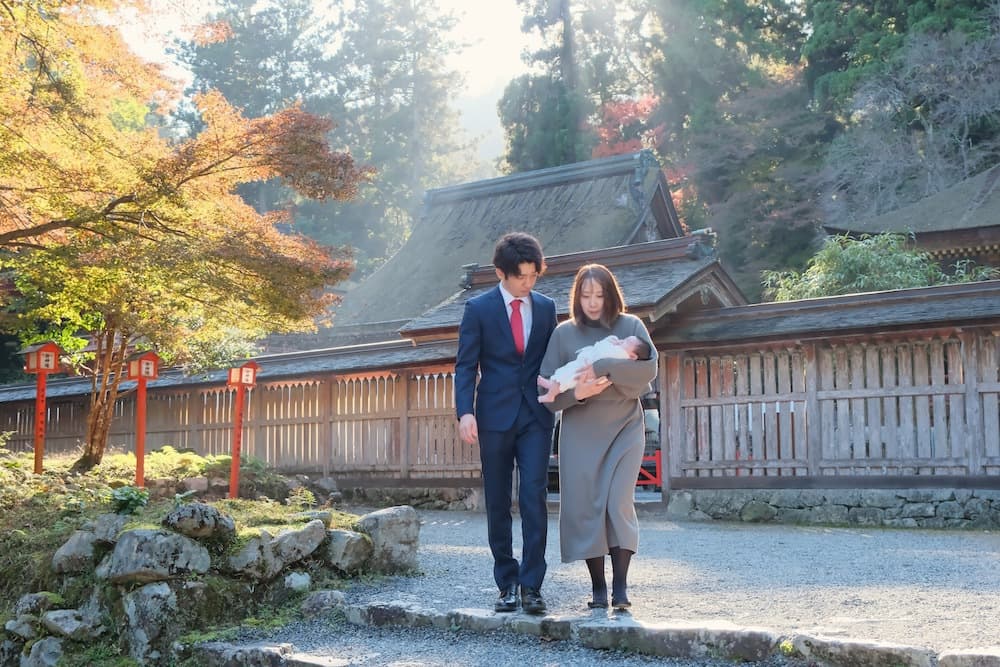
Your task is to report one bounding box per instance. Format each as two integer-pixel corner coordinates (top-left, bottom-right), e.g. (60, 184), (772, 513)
(0, 367), (478, 483)
(662, 327), (1000, 487)
(2, 327), (999, 489)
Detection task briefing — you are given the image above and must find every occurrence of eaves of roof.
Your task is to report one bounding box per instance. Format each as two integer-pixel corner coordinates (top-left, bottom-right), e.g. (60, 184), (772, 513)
(655, 279), (1000, 348)
(402, 253), (722, 341)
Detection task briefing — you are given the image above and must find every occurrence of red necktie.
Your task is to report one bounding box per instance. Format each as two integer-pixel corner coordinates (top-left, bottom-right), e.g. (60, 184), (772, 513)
(510, 299), (525, 355)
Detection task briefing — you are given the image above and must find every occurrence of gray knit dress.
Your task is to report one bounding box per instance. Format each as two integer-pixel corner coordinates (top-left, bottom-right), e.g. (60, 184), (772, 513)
(539, 313), (658, 562)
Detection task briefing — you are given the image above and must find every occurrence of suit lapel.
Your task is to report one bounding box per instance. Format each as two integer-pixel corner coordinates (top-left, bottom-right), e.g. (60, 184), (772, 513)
(525, 291), (545, 354)
(489, 287), (517, 352)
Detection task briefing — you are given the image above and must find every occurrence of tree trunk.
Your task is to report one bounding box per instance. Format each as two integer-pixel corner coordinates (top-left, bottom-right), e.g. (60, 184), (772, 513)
(72, 328), (130, 472)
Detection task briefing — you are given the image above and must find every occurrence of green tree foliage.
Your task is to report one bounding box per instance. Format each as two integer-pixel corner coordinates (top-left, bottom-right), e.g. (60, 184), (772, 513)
(0, 1), (367, 469)
(177, 0), (475, 274)
(642, 0), (806, 154)
(618, 2), (814, 298)
(762, 234), (998, 301)
(498, 0), (599, 172)
(682, 64), (837, 299)
(498, 74), (595, 171)
(502, 0), (1000, 302)
(803, 0), (995, 111)
(315, 0), (475, 269)
(819, 26), (1000, 222)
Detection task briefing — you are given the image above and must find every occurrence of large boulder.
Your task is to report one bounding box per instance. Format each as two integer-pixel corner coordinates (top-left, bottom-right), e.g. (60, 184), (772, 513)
(225, 531), (274, 580)
(162, 502), (236, 542)
(356, 506), (420, 573)
(0, 639), (23, 667)
(121, 582), (176, 665)
(95, 529), (211, 584)
(20, 637), (63, 667)
(40, 608), (104, 641)
(4, 615), (36, 641)
(13, 593), (54, 618)
(272, 520), (327, 565)
(86, 513), (129, 545)
(324, 529), (373, 574)
(226, 519), (327, 580)
(51, 530), (98, 574)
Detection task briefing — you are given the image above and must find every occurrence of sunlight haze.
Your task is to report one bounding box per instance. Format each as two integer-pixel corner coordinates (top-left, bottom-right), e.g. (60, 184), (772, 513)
(126, 1), (530, 164)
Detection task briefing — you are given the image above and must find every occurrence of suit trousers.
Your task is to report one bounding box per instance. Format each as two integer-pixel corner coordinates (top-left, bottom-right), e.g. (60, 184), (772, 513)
(478, 396), (551, 591)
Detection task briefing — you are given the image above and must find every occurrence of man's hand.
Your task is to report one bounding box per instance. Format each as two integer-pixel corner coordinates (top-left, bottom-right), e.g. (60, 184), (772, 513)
(573, 375), (612, 400)
(459, 413), (479, 444)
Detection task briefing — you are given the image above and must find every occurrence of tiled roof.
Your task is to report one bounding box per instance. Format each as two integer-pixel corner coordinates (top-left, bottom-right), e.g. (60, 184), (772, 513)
(402, 236), (746, 338)
(825, 165), (1000, 235)
(310, 151), (681, 335)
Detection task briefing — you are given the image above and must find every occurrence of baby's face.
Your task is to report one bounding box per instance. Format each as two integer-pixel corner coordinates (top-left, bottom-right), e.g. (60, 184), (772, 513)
(621, 336), (642, 353)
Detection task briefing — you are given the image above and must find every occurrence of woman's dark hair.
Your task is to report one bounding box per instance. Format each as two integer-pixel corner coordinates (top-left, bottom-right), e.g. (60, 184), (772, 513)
(493, 232), (546, 277)
(570, 263), (626, 328)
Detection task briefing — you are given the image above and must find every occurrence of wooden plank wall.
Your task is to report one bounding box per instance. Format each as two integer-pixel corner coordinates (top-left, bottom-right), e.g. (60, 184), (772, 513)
(664, 328), (1000, 483)
(0, 368), (474, 481)
(3, 327), (998, 486)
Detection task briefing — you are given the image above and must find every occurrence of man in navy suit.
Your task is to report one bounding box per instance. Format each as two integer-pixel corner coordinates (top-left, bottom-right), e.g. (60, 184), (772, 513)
(455, 232), (557, 615)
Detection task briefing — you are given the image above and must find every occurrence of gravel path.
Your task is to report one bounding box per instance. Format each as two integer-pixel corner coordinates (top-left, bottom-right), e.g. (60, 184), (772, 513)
(254, 503), (1000, 665)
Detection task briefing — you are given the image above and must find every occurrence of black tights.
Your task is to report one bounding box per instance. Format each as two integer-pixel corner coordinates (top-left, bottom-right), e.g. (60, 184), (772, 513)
(585, 556), (607, 604)
(609, 546), (633, 604)
(585, 546), (634, 605)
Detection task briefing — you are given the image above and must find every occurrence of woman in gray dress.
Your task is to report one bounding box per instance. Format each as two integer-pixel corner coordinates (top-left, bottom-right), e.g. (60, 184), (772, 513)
(539, 263), (657, 610)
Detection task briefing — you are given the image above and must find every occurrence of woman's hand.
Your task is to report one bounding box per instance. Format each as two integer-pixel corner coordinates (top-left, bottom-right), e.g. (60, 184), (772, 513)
(573, 375), (612, 400)
(574, 363), (596, 383)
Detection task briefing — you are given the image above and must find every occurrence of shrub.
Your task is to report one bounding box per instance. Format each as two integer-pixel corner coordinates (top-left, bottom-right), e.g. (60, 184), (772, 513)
(110, 486), (149, 514)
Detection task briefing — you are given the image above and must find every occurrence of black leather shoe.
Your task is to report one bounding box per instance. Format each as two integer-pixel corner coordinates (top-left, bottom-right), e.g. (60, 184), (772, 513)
(495, 585), (518, 613)
(521, 587), (547, 615)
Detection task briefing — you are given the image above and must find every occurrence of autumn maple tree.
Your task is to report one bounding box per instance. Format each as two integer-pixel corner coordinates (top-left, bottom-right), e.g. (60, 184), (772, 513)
(0, 0), (371, 469)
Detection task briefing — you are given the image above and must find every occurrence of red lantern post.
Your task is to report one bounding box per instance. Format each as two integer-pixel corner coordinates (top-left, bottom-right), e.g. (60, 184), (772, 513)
(227, 361), (259, 499)
(22, 342), (64, 474)
(127, 351), (160, 488)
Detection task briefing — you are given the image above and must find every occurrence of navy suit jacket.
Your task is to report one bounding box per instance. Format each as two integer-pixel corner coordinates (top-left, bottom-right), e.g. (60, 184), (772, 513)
(455, 286), (557, 432)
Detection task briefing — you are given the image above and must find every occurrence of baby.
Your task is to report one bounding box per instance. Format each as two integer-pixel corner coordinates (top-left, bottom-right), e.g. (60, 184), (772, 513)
(537, 334), (649, 403)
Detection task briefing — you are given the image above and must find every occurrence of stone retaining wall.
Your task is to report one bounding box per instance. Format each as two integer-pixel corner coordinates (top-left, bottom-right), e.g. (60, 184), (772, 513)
(664, 488), (1000, 529)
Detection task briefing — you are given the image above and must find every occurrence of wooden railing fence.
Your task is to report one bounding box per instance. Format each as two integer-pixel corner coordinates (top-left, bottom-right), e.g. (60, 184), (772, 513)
(662, 327), (1000, 488)
(1, 367), (479, 483)
(2, 328), (999, 489)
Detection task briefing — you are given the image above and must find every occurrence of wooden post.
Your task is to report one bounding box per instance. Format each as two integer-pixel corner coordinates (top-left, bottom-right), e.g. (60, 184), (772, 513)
(229, 384), (247, 499)
(803, 344), (822, 476)
(664, 353), (683, 494)
(319, 377), (333, 480)
(399, 371), (410, 479)
(33, 372), (47, 475)
(962, 332), (983, 475)
(135, 377), (148, 487)
(190, 388), (205, 454)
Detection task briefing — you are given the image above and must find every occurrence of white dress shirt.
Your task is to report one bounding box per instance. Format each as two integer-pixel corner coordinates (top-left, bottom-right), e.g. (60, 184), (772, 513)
(498, 282), (532, 346)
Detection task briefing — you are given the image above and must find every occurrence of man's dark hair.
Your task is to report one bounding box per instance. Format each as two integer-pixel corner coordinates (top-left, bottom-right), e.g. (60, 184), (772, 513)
(493, 232), (545, 277)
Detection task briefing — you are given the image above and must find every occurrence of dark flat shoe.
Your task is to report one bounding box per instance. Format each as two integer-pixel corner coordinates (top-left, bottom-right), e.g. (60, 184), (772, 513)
(611, 597), (631, 611)
(587, 599), (609, 609)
